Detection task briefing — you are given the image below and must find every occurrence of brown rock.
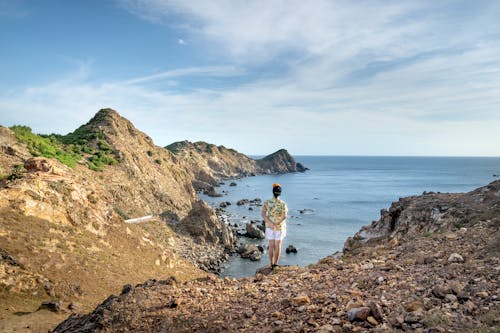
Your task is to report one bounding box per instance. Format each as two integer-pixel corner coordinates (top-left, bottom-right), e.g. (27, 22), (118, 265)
(292, 294), (310, 306)
(432, 285), (451, 298)
(463, 300), (476, 314)
(367, 316), (379, 326)
(178, 200), (236, 249)
(347, 307), (371, 322)
(272, 311), (285, 320)
(404, 300), (424, 312)
(388, 237), (399, 248)
(346, 299), (364, 310)
(368, 301), (384, 321)
(317, 324), (335, 332)
(39, 300), (64, 313)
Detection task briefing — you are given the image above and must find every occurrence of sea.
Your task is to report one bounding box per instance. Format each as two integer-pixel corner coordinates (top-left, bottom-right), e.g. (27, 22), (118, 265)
(200, 156), (500, 278)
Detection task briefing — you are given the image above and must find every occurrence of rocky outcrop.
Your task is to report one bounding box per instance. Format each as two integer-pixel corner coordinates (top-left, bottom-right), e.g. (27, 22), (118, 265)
(245, 222), (265, 239)
(166, 141), (307, 188)
(166, 141), (259, 187)
(54, 181), (500, 332)
(344, 180), (500, 251)
(238, 244), (262, 261)
(77, 109), (196, 218)
(256, 148), (307, 174)
(176, 200), (236, 251)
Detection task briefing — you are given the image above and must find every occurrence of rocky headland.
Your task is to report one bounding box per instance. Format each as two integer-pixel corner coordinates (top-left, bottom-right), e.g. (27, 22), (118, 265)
(54, 181), (499, 332)
(0, 108), (306, 331)
(166, 140), (307, 194)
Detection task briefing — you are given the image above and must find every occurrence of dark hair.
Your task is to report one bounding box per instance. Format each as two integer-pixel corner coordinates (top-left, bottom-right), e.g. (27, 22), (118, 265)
(273, 185), (282, 197)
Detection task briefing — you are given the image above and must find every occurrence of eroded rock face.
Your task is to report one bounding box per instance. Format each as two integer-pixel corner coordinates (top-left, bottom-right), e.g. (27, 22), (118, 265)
(166, 141), (307, 185)
(0, 157), (119, 231)
(345, 180), (500, 250)
(177, 200), (236, 250)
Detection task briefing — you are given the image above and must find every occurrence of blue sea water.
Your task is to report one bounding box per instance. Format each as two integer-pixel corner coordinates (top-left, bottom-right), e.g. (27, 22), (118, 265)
(200, 156), (500, 278)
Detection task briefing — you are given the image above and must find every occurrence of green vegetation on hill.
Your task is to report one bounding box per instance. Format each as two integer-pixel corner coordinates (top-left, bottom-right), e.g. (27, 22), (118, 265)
(10, 126), (81, 168)
(10, 125), (117, 171)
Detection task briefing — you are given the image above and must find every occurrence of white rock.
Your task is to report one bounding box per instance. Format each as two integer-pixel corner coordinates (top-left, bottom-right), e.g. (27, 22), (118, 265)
(448, 253), (464, 263)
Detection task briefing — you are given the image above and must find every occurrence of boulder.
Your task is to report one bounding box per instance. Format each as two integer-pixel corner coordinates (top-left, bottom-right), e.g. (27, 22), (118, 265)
(238, 244), (262, 261)
(246, 223), (265, 239)
(204, 187), (223, 197)
(285, 245), (297, 254)
(25, 157), (67, 175)
(177, 200), (236, 250)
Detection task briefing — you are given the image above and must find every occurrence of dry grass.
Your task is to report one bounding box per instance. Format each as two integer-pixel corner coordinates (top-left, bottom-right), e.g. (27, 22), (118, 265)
(0, 209), (207, 331)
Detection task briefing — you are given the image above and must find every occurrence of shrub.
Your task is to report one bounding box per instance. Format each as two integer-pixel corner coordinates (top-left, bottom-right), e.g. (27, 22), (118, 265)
(10, 126), (80, 168)
(11, 125), (119, 172)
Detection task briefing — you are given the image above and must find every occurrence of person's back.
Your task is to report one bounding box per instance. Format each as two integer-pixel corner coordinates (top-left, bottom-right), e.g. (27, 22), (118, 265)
(261, 183), (288, 268)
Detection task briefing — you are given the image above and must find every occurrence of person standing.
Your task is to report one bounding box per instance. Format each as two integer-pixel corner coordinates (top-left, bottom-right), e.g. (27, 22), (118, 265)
(261, 183), (288, 268)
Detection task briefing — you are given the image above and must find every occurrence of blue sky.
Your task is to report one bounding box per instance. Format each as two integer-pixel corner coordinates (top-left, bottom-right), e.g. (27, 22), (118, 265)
(1, 0), (499, 156)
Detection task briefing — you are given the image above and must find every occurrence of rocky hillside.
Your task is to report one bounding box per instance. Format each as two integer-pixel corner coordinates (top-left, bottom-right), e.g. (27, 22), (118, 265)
(69, 109), (196, 219)
(54, 181), (499, 332)
(166, 141), (307, 191)
(0, 108), (306, 332)
(0, 156), (209, 332)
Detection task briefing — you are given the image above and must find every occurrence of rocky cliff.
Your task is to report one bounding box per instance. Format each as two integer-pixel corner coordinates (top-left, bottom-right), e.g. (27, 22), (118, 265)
(166, 141), (307, 191)
(344, 180), (500, 250)
(54, 181), (500, 332)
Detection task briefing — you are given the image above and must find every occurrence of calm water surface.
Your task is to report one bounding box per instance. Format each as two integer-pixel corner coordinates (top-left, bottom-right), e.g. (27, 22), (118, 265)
(200, 156), (500, 278)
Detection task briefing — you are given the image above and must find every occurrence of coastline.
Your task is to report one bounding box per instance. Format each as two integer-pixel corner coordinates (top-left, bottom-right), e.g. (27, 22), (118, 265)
(53, 180), (500, 332)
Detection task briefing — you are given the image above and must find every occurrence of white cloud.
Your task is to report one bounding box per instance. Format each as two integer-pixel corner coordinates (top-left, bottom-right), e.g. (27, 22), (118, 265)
(177, 38), (186, 45)
(1, 1), (499, 156)
(120, 66), (244, 85)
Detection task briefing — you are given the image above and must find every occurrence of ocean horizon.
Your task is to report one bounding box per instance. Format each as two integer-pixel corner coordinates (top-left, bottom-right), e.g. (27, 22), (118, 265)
(201, 156), (500, 278)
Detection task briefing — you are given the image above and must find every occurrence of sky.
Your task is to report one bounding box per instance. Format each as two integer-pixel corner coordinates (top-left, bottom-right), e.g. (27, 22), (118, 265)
(1, 0), (499, 156)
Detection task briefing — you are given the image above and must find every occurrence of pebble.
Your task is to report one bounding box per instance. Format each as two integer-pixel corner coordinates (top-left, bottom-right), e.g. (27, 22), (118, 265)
(347, 307), (371, 322)
(367, 316), (379, 326)
(292, 294), (310, 306)
(445, 294), (458, 303)
(447, 253), (464, 263)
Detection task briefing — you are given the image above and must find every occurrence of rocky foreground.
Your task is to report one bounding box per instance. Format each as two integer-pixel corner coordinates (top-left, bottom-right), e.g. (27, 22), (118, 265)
(54, 182), (500, 332)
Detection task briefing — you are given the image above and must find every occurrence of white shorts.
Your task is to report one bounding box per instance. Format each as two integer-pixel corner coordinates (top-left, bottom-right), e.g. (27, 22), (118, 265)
(265, 228), (286, 241)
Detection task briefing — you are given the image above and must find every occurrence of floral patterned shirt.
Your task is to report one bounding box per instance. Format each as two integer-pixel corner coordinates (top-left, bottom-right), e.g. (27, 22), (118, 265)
(262, 197), (288, 230)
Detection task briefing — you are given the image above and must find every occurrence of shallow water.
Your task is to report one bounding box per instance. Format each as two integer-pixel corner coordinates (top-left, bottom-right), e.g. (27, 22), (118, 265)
(200, 156), (500, 278)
